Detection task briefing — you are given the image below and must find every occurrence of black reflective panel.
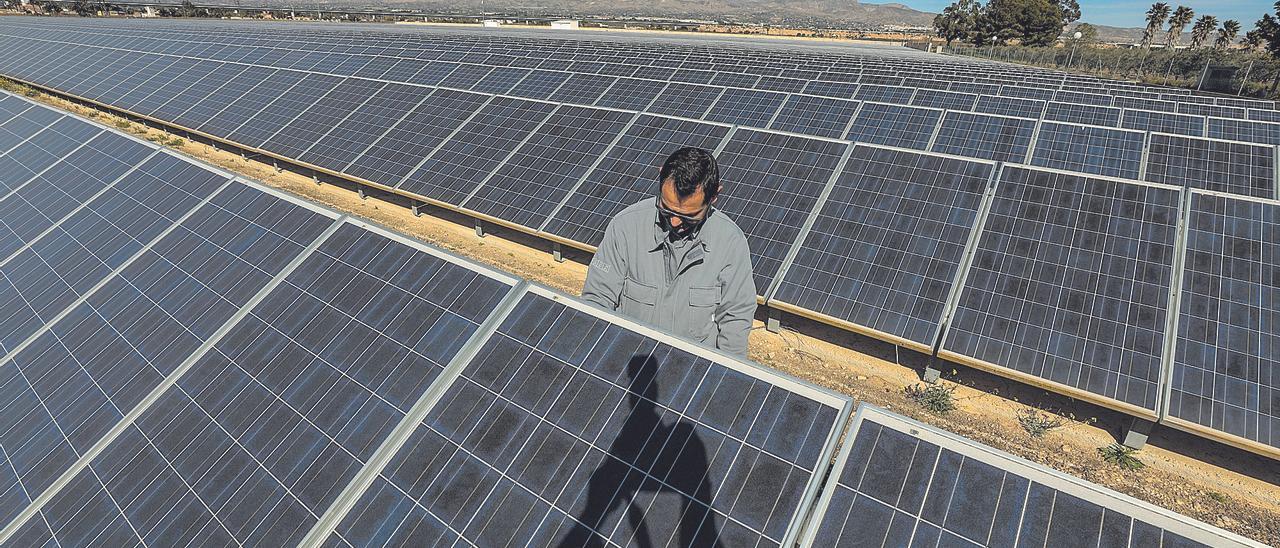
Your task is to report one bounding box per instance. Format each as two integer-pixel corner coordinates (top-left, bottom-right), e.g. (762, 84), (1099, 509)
(463, 106), (635, 229)
(543, 115), (730, 247)
(398, 97), (556, 205)
(1145, 134), (1275, 199)
(774, 146), (991, 347)
(932, 112), (1036, 163)
(1030, 123), (1145, 179)
(1171, 193), (1280, 452)
(330, 292), (843, 548)
(944, 168), (1180, 411)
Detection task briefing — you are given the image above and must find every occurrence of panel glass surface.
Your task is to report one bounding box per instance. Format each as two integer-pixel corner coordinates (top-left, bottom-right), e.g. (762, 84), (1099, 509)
(1144, 134), (1276, 199)
(1029, 122), (1145, 179)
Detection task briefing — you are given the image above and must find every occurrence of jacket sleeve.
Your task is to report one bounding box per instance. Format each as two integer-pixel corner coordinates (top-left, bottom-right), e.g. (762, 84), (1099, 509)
(716, 234), (757, 357)
(581, 218), (626, 311)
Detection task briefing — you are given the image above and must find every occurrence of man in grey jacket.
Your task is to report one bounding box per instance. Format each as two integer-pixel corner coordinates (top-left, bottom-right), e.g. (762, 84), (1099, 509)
(581, 147), (756, 357)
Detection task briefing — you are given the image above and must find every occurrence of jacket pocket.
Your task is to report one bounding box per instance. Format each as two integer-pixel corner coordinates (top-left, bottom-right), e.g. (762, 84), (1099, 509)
(683, 285), (720, 342)
(620, 277), (658, 324)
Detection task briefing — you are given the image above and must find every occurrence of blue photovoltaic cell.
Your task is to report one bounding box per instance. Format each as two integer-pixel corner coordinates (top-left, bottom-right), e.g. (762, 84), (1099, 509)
(943, 167), (1181, 411)
(542, 114), (730, 247)
(261, 78), (387, 160)
(1178, 102), (1246, 120)
(0, 117), (102, 194)
(1029, 122), (1145, 179)
(463, 106), (635, 229)
(200, 69), (308, 140)
(1170, 193), (1280, 452)
(1144, 134), (1276, 199)
(0, 132), (153, 260)
(802, 80), (859, 99)
(131, 60), (222, 117)
(646, 83), (724, 119)
(298, 83), (429, 173)
(974, 95), (1045, 119)
(176, 65), (278, 132)
(508, 70), (571, 100)
(32, 223), (515, 546)
(1043, 102), (1122, 127)
(846, 103), (942, 150)
(0, 153), (227, 360)
(398, 97), (557, 205)
(328, 291), (845, 548)
(773, 146), (992, 348)
(229, 73), (345, 148)
(549, 73), (617, 106)
(0, 184), (333, 532)
(805, 405), (1240, 548)
(769, 95), (859, 140)
(438, 63), (493, 90)
(470, 66), (531, 95)
(344, 88), (491, 187)
(116, 57), (201, 113)
(1121, 109), (1205, 137)
(149, 62), (248, 123)
(715, 129), (848, 294)
(595, 78), (665, 111)
(854, 85), (914, 105)
(704, 88), (786, 129)
(1207, 118), (1280, 146)
(931, 112), (1036, 163)
(909, 89), (978, 111)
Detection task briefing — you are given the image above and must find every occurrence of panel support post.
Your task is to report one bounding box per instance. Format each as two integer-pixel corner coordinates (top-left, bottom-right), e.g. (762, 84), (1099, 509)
(766, 308), (782, 333)
(475, 219), (485, 238)
(923, 359), (943, 384)
(1123, 417), (1154, 450)
(552, 242), (564, 263)
(411, 202), (422, 217)
(273, 159), (280, 173)
(357, 187), (367, 200)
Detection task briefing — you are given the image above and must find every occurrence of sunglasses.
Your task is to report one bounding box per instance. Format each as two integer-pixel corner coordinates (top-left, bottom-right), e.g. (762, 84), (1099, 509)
(656, 199), (708, 225)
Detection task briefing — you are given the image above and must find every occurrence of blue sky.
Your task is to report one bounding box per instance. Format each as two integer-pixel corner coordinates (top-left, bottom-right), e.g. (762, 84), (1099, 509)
(901, 0), (1272, 28)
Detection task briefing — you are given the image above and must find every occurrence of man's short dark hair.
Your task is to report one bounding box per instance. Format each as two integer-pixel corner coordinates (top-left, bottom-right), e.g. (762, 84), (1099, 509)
(659, 147), (719, 203)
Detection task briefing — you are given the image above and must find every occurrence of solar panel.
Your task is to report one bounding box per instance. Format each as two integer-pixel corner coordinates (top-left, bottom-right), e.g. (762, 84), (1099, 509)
(770, 146), (993, 351)
(1169, 192), (1280, 456)
(1248, 108), (1280, 123)
(1054, 90), (1113, 106)
(1207, 118), (1280, 146)
(909, 89), (978, 111)
(756, 76), (808, 94)
(595, 77), (665, 111)
(0, 182), (338, 533)
(705, 88), (787, 128)
(397, 97), (557, 205)
(1178, 102), (1246, 120)
(715, 129), (848, 294)
(148, 61), (247, 122)
(462, 106), (635, 229)
(1043, 101), (1122, 127)
(846, 103), (943, 150)
(1121, 109), (1205, 137)
(768, 95), (859, 140)
(15, 221), (518, 546)
(469, 66), (531, 95)
(1144, 134), (1276, 199)
(438, 62), (493, 90)
(262, 78), (387, 160)
(931, 112), (1036, 163)
(229, 73), (345, 148)
(647, 83), (724, 119)
(296, 83), (428, 173)
(710, 71), (759, 88)
(319, 286), (850, 547)
(1029, 122), (1145, 179)
(174, 65), (276, 132)
(802, 80), (859, 99)
(1115, 96), (1178, 113)
(508, 69), (572, 100)
(802, 404), (1257, 548)
(974, 95), (1046, 119)
(854, 84), (914, 105)
(116, 57), (200, 113)
(549, 73), (617, 105)
(340, 88), (490, 187)
(200, 69), (308, 140)
(941, 167), (1181, 414)
(542, 114), (731, 247)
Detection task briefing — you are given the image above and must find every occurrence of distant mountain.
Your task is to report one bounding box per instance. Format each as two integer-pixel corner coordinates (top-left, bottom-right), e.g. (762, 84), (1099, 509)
(295, 0), (939, 27)
(1069, 22), (1145, 44)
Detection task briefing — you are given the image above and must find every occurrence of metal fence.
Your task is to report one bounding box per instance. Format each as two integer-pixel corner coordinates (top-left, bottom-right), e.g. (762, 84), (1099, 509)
(944, 45), (1280, 99)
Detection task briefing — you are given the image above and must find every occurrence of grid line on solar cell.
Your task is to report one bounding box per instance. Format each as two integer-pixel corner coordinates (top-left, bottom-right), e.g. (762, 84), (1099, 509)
(1029, 122), (1145, 179)
(771, 146), (992, 350)
(642, 82), (724, 120)
(1169, 192), (1280, 453)
(462, 106), (636, 229)
(344, 89), (491, 187)
(942, 167), (1181, 412)
(705, 88), (787, 129)
(768, 95), (859, 140)
(931, 112), (1036, 163)
(715, 129), (848, 293)
(1144, 134), (1276, 199)
(802, 405), (1254, 548)
(24, 222), (514, 547)
(541, 114), (731, 246)
(846, 103), (942, 150)
(397, 96), (557, 205)
(325, 289), (846, 548)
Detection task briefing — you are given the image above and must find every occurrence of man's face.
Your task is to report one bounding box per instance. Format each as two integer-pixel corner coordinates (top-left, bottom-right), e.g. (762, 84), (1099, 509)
(659, 179), (711, 229)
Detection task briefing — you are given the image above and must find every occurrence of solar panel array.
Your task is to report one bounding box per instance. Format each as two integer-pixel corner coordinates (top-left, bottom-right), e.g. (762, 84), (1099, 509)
(0, 19), (1279, 459)
(0, 91), (855, 548)
(800, 405), (1260, 548)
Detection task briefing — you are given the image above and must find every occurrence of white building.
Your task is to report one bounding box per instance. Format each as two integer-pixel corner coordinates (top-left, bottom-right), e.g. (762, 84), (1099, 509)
(550, 20), (579, 30)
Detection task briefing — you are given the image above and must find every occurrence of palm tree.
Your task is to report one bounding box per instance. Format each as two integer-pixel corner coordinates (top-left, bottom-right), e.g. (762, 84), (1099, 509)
(1216, 20), (1241, 49)
(1165, 6), (1195, 48)
(1142, 2), (1171, 49)
(1189, 15), (1217, 48)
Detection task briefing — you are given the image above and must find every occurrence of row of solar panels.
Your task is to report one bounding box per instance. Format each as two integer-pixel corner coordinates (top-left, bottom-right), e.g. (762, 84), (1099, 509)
(3, 18), (1277, 118)
(4, 23), (1280, 158)
(9, 17), (1273, 110)
(0, 90), (1259, 548)
(2, 29), (1279, 460)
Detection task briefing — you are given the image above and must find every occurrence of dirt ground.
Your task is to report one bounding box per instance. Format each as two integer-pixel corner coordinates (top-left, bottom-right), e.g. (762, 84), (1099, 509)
(15, 87), (1280, 545)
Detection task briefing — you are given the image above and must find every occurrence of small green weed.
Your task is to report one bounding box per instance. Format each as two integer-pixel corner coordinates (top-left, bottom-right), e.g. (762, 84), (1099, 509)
(903, 383), (956, 415)
(1016, 408), (1064, 438)
(1098, 443), (1144, 471)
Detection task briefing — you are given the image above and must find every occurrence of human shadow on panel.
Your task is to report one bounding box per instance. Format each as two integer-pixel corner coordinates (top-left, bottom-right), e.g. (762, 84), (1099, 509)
(556, 354), (724, 548)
